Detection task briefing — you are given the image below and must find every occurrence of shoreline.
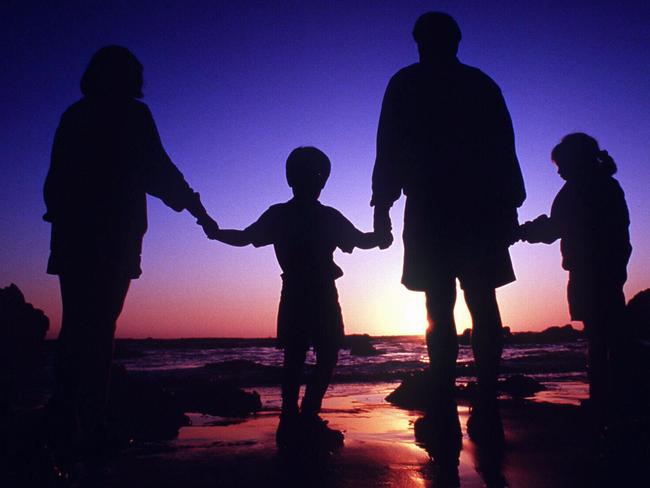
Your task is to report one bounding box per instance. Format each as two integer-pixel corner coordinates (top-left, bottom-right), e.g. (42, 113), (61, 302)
(4, 381), (647, 486)
(102, 383), (604, 487)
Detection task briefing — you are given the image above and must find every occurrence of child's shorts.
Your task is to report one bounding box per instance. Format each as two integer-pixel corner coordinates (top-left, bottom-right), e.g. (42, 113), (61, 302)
(276, 278), (344, 351)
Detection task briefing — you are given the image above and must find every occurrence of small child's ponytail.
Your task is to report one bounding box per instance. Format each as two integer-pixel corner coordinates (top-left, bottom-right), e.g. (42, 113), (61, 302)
(597, 149), (617, 176)
(553, 133), (619, 179)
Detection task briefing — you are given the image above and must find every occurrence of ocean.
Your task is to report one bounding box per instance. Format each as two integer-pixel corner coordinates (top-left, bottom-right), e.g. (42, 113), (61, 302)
(112, 336), (589, 405)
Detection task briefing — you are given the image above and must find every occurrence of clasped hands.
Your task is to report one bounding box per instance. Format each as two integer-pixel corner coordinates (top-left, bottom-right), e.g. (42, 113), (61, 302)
(198, 214), (220, 239)
(187, 192), (220, 239)
(373, 205), (394, 250)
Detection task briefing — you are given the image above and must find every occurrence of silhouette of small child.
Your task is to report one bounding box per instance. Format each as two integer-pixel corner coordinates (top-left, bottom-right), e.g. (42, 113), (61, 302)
(519, 133), (632, 426)
(207, 146), (383, 448)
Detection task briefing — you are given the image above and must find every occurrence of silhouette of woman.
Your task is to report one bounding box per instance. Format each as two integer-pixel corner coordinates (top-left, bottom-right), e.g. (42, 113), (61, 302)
(43, 45), (216, 462)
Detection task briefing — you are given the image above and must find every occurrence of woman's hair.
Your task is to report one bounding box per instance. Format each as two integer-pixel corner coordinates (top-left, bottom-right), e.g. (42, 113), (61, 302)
(551, 132), (617, 177)
(80, 45), (144, 98)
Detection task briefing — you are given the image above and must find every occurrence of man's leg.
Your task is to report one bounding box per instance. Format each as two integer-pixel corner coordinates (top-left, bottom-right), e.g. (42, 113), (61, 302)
(301, 345), (338, 416)
(425, 278), (458, 397)
(464, 285), (502, 400)
(463, 284), (505, 445)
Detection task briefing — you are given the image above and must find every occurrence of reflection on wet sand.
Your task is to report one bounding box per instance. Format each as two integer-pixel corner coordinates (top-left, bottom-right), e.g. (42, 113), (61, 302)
(166, 384), (499, 487)
(84, 382), (624, 487)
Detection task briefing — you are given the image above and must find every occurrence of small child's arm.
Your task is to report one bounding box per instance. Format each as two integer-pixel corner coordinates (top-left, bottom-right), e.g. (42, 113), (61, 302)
(210, 228), (254, 247)
(353, 231), (389, 250)
(519, 214), (559, 244)
(337, 210), (392, 253)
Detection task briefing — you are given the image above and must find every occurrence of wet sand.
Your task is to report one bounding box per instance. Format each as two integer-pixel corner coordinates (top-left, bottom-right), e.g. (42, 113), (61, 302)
(101, 383), (628, 487)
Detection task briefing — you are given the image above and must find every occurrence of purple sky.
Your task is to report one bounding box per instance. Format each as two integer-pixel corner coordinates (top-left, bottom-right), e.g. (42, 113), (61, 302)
(2, 1), (649, 338)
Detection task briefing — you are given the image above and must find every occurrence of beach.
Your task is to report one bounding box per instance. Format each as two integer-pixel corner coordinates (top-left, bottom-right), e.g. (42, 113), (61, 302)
(3, 335), (648, 487)
(102, 383), (607, 488)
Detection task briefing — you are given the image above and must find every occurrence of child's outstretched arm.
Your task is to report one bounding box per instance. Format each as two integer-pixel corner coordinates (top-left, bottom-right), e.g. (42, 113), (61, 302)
(519, 214), (559, 244)
(354, 230), (390, 250)
(209, 228), (254, 247)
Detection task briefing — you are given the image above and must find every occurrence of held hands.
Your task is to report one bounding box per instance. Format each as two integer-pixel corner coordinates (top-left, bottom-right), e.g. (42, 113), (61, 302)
(503, 208), (521, 246)
(187, 192), (220, 239)
(377, 229), (394, 249)
(518, 215), (553, 244)
(373, 205), (394, 249)
(198, 215), (220, 240)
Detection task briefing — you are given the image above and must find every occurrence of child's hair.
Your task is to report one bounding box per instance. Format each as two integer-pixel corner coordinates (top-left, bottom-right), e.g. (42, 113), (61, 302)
(551, 133), (617, 177)
(286, 146), (331, 189)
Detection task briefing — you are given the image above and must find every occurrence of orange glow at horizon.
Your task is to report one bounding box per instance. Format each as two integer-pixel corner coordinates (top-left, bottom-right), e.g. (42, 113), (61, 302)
(31, 226), (620, 340)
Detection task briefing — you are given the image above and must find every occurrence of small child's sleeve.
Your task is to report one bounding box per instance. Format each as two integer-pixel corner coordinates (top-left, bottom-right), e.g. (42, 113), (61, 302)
(244, 207), (277, 247)
(331, 209), (365, 253)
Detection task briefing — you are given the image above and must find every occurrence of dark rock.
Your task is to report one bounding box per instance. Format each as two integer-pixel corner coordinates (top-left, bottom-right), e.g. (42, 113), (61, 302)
(177, 381), (262, 417)
(508, 324), (583, 344)
(499, 374), (545, 398)
(344, 334), (382, 356)
(626, 289), (650, 343)
(386, 372), (547, 410)
(0, 284), (49, 410)
(107, 364), (189, 442)
(385, 371), (433, 410)
(623, 289), (650, 413)
(107, 365), (263, 443)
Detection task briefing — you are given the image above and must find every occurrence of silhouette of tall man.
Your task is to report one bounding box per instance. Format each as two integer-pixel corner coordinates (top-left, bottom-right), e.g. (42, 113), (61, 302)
(372, 13), (526, 421)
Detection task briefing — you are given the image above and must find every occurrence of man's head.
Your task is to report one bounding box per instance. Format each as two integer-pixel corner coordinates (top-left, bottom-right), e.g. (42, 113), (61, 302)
(286, 146), (331, 199)
(413, 12), (461, 62)
(81, 45), (144, 98)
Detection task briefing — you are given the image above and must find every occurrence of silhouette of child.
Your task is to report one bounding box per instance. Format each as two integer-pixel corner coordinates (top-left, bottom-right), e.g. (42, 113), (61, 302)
(519, 133), (632, 426)
(207, 146), (383, 448)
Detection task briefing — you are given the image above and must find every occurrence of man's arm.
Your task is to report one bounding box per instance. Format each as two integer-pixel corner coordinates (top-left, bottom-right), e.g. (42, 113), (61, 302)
(373, 205), (393, 249)
(484, 82), (526, 209)
(371, 75), (405, 248)
(372, 76), (404, 208)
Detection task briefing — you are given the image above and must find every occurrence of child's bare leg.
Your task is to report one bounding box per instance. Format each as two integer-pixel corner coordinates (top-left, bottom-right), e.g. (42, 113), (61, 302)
(281, 345), (307, 416)
(301, 345), (338, 416)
